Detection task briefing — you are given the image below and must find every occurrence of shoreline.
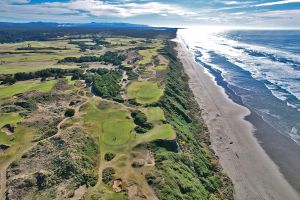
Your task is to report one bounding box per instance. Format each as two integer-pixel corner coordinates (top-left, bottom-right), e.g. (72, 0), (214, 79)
(175, 37), (300, 200)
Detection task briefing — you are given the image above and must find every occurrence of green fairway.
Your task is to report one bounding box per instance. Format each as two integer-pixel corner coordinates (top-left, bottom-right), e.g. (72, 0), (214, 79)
(84, 99), (135, 147)
(0, 40), (78, 51)
(138, 48), (157, 65)
(154, 65), (167, 71)
(138, 40), (163, 65)
(83, 98), (175, 157)
(1, 54), (73, 63)
(137, 124), (176, 144)
(0, 79), (57, 99)
(143, 107), (165, 123)
(0, 64), (79, 74)
(126, 81), (163, 104)
(0, 113), (22, 131)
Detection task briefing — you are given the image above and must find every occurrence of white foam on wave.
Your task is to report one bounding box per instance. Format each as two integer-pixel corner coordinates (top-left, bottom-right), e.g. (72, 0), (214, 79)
(178, 28), (300, 110)
(289, 127), (300, 145)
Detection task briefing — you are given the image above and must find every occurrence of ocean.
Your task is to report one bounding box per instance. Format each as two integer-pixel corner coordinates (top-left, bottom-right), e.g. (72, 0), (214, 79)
(178, 28), (300, 146)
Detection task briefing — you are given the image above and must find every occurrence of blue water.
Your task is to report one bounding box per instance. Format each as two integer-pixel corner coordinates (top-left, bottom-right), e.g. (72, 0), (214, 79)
(179, 29), (300, 145)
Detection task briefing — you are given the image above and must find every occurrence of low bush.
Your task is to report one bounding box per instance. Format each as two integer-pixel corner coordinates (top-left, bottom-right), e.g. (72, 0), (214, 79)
(65, 108), (75, 117)
(102, 167), (115, 184)
(131, 110), (153, 133)
(104, 152), (116, 161)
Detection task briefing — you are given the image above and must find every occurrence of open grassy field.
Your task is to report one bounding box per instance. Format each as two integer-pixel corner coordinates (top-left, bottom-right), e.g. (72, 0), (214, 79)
(126, 81), (163, 104)
(0, 79), (57, 99)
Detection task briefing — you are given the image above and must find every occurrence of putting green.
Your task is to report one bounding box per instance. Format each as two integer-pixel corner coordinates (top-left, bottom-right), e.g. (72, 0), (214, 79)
(126, 81), (163, 104)
(143, 107), (165, 123)
(137, 124), (176, 144)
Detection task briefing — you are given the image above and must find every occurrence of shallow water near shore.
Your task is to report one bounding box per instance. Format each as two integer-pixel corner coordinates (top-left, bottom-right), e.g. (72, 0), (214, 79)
(178, 28), (300, 193)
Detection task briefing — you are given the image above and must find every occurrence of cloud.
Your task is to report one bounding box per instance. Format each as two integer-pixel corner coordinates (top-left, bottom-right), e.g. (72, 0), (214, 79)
(1, 0), (197, 18)
(255, 0), (300, 7)
(0, 0), (299, 27)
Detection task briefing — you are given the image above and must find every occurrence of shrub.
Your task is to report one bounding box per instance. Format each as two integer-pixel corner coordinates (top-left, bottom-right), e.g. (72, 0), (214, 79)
(104, 152), (116, 161)
(102, 167), (115, 184)
(65, 108), (75, 117)
(131, 110), (153, 133)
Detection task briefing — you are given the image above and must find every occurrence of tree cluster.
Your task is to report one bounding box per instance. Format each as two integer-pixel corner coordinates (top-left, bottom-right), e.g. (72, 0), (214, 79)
(58, 51), (126, 66)
(131, 110), (153, 134)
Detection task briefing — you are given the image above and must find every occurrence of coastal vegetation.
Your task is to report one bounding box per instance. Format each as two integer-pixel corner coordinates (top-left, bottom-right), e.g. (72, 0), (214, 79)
(0, 26), (232, 200)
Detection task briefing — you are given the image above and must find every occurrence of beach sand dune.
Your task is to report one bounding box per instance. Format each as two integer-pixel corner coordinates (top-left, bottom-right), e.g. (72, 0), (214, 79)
(175, 37), (300, 200)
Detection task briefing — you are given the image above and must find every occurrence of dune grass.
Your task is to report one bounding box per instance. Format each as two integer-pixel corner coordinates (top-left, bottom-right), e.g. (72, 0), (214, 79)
(0, 79), (57, 99)
(126, 81), (163, 104)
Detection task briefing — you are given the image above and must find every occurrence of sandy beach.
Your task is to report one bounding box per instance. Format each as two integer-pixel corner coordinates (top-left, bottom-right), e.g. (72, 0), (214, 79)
(175, 37), (300, 200)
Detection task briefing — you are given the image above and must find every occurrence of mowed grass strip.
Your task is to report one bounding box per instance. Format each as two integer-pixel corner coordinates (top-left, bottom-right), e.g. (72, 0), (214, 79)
(126, 81), (163, 104)
(0, 79), (57, 99)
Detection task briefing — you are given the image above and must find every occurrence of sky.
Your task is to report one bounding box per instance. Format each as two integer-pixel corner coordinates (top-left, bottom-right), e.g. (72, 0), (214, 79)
(1, 0), (300, 28)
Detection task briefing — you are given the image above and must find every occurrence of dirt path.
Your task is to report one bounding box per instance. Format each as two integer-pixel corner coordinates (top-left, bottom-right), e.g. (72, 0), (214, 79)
(175, 37), (299, 200)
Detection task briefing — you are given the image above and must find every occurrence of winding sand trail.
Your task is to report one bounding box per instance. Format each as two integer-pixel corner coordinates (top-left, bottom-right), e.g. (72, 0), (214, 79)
(175, 37), (300, 200)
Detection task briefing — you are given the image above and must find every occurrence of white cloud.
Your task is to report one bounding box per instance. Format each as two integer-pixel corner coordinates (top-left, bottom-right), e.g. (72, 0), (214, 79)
(1, 0), (300, 27)
(255, 0), (300, 7)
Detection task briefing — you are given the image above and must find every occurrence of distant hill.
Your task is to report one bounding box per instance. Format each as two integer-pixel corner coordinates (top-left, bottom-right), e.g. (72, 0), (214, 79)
(0, 22), (177, 43)
(0, 22), (150, 29)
